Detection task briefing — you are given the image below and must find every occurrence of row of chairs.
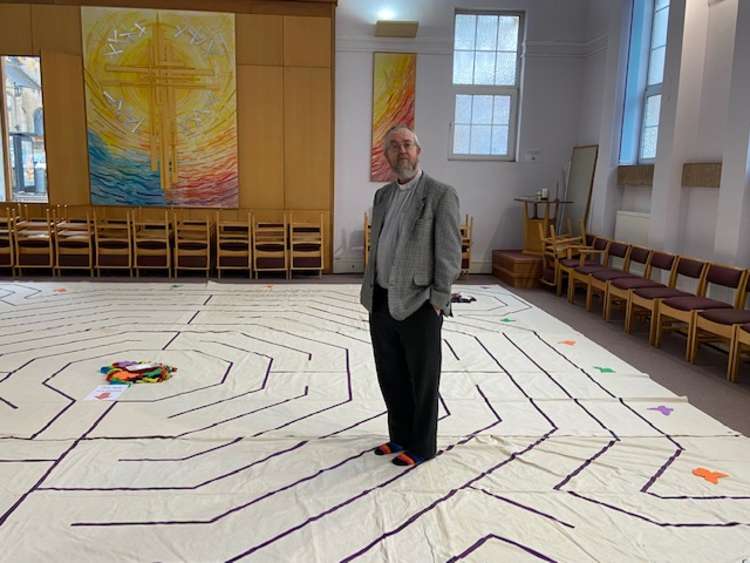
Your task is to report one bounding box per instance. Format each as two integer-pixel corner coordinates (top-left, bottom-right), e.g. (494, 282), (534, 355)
(363, 212), (474, 276)
(0, 206), (325, 279)
(540, 224), (750, 382)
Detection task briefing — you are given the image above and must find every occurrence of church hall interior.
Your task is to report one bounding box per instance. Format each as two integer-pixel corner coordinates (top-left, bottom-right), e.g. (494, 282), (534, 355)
(1, 0), (750, 561)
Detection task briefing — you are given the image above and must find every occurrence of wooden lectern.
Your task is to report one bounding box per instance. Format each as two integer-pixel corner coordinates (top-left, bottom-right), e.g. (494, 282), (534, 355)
(514, 197), (573, 255)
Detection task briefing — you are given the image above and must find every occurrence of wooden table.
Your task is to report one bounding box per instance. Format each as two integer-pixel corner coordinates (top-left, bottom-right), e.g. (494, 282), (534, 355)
(514, 197), (573, 255)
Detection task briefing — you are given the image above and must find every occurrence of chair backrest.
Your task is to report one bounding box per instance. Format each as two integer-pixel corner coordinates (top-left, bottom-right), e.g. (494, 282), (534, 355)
(703, 263), (748, 308)
(673, 256), (708, 294)
(606, 241), (631, 269)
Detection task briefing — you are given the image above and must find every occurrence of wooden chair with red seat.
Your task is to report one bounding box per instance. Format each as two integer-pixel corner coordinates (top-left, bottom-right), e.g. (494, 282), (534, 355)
(625, 256), (706, 345)
(556, 233), (601, 297)
(688, 274), (750, 370)
(579, 240), (635, 312)
(603, 247), (677, 321)
(728, 323), (750, 382)
(14, 207), (54, 275)
(565, 236), (612, 304)
(654, 263), (748, 357)
(537, 222), (587, 292)
(602, 246), (654, 321)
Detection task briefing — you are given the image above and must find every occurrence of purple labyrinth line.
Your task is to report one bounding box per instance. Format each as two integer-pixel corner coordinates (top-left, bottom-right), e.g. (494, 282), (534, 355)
(162, 332), (181, 350)
(553, 439), (618, 491)
(339, 430), (556, 562)
(438, 392), (451, 421)
(225, 385), (505, 561)
(469, 486), (575, 528)
(319, 410), (387, 439)
(203, 295), (213, 306)
(0, 401), (118, 527)
(249, 347), (352, 437)
(40, 440), (307, 492)
(307, 305), (364, 323)
(0, 395), (17, 409)
(166, 358), (272, 418)
(275, 316), (370, 344)
(567, 490), (750, 527)
(71, 448), (374, 527)
(443, 338), (460, 361)
(239, 331), (313, 359)
(532, 332), (617, 399)
(175, 387), (309, 438)
(187, 311), (200, 324)
(118, 437), (244, 462)
(446, 533), (557, 562)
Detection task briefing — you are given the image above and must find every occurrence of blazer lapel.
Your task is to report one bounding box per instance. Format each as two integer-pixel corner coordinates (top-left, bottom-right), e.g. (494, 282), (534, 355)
(370, 183), (395, 251)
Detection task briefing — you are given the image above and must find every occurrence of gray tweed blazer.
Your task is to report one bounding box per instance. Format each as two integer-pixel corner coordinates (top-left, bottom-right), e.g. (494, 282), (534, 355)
(360, 172), (462, 321)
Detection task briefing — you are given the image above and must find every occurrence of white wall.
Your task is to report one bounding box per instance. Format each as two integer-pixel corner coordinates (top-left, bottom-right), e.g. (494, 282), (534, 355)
(334, 0), (592, 273)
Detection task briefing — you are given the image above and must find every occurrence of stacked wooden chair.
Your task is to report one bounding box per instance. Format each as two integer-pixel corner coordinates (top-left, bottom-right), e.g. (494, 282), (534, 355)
(132, 209), (171, 278)
(54, 205), (93, 276)
(173, 213), (211, 278)
(252, 214), (288, 278)
(460, 214), (473, 276)
(94, 208), (132, 277)
(289, 212), (324, 277)
(215, 212), (252, 278)
(14, 206), (54, 275)
(0, 206), (14, 273)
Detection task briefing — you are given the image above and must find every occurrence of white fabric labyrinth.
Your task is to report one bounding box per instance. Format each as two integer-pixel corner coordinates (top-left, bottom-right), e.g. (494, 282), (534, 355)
(0, 281), (749, 562)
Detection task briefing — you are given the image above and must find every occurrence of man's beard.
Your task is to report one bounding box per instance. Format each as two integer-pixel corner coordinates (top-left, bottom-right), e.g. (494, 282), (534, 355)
(391, 158), (419, 180)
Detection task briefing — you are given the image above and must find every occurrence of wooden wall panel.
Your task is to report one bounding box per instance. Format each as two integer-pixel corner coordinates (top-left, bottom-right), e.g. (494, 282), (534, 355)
(283, 66), (330, 209)
(238, 65), (285, 209)
(283, 15), (331, 67)
(40, 50), (90, 205)
(0, 4), (33, 55)
(31, 5), (82, 55)
(236, 14), (283, 66)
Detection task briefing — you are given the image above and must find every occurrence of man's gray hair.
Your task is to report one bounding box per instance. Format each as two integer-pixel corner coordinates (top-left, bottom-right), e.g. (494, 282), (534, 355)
(383, 124), (421, 150)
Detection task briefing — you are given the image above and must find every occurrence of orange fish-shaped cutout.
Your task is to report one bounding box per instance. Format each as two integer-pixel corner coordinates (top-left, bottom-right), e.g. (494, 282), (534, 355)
(559, 340), (576, 346)
(54, 288), (67, 293)
(692, 467), (729, 484)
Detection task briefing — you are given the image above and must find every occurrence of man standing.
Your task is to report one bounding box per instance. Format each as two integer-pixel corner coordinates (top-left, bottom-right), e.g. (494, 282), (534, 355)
(360, 125), (462, 466)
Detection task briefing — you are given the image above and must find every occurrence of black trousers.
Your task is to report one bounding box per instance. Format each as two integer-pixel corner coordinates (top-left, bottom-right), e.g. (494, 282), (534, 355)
(369, 284), (443, 459)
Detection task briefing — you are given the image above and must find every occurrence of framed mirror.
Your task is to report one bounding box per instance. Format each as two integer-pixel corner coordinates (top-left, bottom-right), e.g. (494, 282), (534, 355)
(560, 144), (598, 234)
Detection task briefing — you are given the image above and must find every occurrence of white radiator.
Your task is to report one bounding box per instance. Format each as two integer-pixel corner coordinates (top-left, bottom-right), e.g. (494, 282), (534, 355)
(614, 211), (650, 245)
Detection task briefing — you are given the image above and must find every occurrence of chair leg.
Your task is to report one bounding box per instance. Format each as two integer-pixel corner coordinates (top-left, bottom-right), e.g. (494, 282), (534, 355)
(651, 307), (662, 347)
(625, 299), (633, 333)
(567, 275), (576, 304)
(686, 314), (697, 362)
(728, 335), (740, 383)
(556, 270), (563, 296)
(585, 284), (593, 312)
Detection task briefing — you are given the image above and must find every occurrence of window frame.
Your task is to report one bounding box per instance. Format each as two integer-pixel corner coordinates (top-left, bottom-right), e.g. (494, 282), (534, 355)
(449, 9), (524, 162)
(0, 54), (49, 203)
(637, 1), (669, 164)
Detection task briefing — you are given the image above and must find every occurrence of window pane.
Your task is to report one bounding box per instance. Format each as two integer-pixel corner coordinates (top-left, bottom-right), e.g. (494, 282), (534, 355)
(455, 95), (472, 124)
(495, 52), (517, 85)
(453, 124), (471, 154)
(0, 123), (4, 201)
(476, 15), (498, 51)
(469, 125), (492, 154)
(472, 95), (493, 124)
(474, 51), (496, 85)
(655, 0), (670, 10)
(453, 51), (475, 84)
(454, 15), (476, 50)
(644, 94), (661, 127)
(497, 16), (519, 51)
(2, 56), (47, 202)
(648, 46), (665, 85)
(493, 95), (511, 124)
(641, 126), (658, 160)
(651, 7), (669, 48)
(491, 125), (509, 155)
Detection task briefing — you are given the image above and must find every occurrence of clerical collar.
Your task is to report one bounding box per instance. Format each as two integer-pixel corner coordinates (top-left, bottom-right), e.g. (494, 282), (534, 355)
(396, 169), (423, 191)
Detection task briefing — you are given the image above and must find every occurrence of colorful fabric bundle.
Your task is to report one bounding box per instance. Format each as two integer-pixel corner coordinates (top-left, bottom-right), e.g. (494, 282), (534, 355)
(100, 361), (176, 384)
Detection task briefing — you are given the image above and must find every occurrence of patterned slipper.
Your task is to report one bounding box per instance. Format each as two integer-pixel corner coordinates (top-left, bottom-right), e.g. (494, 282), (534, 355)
(373, 442), (404, 456)
(392, 451), (425, 466)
